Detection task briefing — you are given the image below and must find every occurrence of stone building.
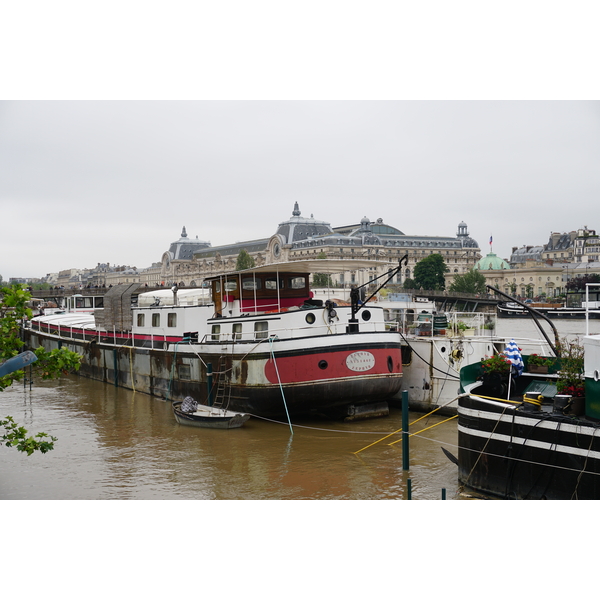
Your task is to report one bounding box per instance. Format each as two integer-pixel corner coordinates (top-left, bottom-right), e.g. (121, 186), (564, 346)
(476, 250), (564, 298)
(143, 203), (481, 289)
(573, 226), (600, 263)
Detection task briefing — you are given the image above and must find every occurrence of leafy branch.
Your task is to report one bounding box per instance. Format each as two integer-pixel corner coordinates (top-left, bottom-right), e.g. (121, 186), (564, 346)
(1, 416), (57, 455)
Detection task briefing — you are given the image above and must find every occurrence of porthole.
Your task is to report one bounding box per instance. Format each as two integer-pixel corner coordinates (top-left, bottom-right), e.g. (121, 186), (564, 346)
(361, 310), (372, 322)
(318, 360), (328, 370)
(306, 313), (316, 324)
(387, 356), (394, 372)
(440, 346), (447, 353)
(594, 370), (600, 382)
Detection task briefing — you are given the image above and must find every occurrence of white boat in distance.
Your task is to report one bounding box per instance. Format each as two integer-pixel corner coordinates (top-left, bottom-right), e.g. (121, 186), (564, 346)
(24, 259), (404, 419)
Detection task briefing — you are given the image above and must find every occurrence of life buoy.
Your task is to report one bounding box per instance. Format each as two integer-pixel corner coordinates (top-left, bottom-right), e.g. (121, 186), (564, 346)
(450, 348), (463, 361)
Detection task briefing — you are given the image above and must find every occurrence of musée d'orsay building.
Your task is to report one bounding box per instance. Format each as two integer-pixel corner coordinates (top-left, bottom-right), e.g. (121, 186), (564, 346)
(146, 203), (481, 289)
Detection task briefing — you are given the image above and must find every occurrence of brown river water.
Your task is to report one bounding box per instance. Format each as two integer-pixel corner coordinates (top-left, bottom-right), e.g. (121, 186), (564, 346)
(1, 317), (594, 500)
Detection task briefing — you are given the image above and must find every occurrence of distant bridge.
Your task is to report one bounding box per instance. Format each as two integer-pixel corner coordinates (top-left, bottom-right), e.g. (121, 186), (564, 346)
(405, 289), (499, 312)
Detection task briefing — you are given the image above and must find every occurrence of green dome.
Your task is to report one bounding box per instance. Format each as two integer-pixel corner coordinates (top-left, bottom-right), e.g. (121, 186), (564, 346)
(474, 252), (510, 271)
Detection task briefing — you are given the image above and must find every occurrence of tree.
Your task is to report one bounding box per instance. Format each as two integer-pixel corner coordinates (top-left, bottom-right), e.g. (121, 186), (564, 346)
(313, 273), (333, 287)
(448, 269), (487, 294)
(566, 274), (600, 292)
(235, 249), (255, 271)
(1, 285), (81, 454)
(403, 278), (416, 290)
(413, 254), (448, 290)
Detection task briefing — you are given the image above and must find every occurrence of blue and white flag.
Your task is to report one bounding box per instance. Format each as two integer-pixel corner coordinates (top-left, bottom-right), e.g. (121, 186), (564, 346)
(504, 338), (524, 376)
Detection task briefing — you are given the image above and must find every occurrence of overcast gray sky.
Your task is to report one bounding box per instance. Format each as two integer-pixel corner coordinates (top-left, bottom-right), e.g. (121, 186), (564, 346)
(2, 4), (600, 282)
(2, 100), (600, 280)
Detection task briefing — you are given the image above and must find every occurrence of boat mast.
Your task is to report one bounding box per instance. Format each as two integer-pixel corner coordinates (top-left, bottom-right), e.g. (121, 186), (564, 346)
(348, 255), (408, 331)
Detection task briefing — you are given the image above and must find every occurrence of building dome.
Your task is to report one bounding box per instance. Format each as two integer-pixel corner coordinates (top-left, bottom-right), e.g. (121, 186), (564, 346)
(474, 252), (510, 271)
(167, 226), (211, 260)
(275, 203), (334, 244)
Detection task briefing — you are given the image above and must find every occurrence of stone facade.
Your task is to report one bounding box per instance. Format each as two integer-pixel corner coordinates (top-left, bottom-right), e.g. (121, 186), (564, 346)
(141, 204), (482, 289)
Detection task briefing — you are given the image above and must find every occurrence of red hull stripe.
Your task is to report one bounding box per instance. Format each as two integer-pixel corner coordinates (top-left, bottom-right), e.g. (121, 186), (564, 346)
(264, 347), (402, 384)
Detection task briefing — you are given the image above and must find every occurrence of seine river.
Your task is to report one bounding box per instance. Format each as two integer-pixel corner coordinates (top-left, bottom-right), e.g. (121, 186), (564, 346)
(0, 317), (594, 501)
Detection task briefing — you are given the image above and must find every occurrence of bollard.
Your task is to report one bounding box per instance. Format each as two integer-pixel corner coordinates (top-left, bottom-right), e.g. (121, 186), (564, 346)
(402, 389), (409, 471)
(207, 363), (213, 406)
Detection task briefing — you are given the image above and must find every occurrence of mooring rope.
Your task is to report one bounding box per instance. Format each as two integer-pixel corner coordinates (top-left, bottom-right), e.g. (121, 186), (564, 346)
(354, 394), (461, 454)
(269, 336), (293, 435)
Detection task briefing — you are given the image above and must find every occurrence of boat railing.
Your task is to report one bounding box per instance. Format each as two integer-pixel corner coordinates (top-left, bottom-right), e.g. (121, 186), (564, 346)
(388, 311), (497, 338)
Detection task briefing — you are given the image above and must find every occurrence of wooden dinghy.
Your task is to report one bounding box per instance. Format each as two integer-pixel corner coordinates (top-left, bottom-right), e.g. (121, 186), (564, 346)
(172, 398), (250, 429)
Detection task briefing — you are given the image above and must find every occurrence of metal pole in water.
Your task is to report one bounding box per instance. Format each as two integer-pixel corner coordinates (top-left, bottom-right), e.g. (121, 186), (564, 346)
(402, 389), (409, 471)
(207, 363), (213, 407)
(407, 478), (412, 500)
(442, 488), (446, 500)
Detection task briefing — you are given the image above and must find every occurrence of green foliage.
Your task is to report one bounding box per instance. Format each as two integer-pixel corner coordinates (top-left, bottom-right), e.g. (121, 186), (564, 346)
(0, 284), (82, 455)
(566, 274), (600, 292)
(313, 273), (333, 287)
(1, 284), (81, 391)
(481, 353), (511, 374)
(413, 254), (448, 290)
(448, 269), (487, 294)
(1, 416), (57, 455)
(556, 337), (585, 396)
(403, 278), (416, 289)
(235, 249), (256, 271)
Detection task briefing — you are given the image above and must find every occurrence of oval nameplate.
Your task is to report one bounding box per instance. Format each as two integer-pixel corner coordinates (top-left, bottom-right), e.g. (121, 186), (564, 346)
(346, 351), (375, 372)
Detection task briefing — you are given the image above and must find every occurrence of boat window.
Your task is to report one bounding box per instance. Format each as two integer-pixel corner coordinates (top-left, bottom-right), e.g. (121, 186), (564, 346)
(264, 278), (281, 290)
(242, 277), (262, 290)
(289, 276), (306, 289)
(94, 297), (104, 308)
(75, 297), (95, 309)
(152, 313), (160, 327)
(232, 323), (242, 340)
(137, 313), (145, 327)
(211, 324), (221, 341)
(167, 313), (177, 327)
(224, 281), (238, 292)
(254, 321), (268, 339)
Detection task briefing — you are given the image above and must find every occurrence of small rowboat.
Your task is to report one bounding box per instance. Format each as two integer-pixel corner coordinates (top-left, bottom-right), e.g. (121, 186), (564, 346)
(172, 400), (250, 429)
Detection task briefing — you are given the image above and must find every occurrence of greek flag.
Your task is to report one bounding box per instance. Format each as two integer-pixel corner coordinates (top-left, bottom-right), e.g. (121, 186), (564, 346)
(504, 339), (524, 376)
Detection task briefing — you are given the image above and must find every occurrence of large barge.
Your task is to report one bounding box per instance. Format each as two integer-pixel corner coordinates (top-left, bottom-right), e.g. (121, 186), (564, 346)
(23, 260), (403, 419)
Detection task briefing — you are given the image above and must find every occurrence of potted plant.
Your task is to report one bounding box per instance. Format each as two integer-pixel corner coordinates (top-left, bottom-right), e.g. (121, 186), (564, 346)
(479, 353), (512, 396)
(556, 337), (585, 415)
(481, 353), (512, 375)
(454, 320), (475, 337)
(526, 354), (556, 374)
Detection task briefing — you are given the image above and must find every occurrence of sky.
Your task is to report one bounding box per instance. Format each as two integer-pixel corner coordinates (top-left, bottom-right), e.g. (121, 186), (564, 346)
(2, 3), (600, 282)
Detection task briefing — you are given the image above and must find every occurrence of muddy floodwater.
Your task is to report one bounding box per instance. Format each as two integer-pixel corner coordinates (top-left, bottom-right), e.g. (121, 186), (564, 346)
(3, 317), (592, 500)
(0, 373), (459, 500)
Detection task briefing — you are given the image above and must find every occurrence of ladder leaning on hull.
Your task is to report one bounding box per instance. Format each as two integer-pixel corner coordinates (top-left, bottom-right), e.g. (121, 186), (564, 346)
(212, 355), (231, 410)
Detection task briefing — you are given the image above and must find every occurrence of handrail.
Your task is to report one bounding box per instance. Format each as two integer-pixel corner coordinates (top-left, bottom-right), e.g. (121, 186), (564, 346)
(487, 285), (560, 357)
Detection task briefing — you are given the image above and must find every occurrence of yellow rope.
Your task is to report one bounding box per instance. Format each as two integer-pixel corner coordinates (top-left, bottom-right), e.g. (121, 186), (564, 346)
(353, 403), (451, 454)
(388, 414), (457, 446)
(470, 393), (521, 405)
